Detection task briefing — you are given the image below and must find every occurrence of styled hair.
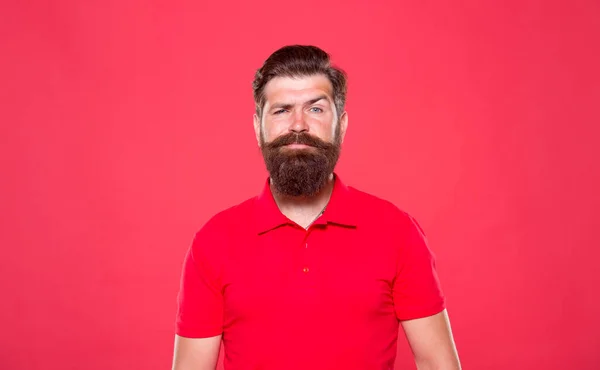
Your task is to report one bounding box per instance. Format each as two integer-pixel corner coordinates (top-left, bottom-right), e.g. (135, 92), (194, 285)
(252, 45), (347, 118)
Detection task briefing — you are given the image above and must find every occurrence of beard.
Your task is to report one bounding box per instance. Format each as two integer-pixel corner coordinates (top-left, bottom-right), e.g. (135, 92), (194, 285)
(260, 126), (341, 197)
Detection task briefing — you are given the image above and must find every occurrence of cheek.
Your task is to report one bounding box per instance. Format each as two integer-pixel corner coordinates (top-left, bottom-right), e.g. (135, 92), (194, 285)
(260, 122), (283, 143)
(313, 112), (336, 136)
(263, 117), (290, 135)
(315, 119), (337, 140)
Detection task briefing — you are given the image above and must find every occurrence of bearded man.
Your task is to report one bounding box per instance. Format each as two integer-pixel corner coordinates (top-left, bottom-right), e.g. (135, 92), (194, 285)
(172, 45), (461, 370)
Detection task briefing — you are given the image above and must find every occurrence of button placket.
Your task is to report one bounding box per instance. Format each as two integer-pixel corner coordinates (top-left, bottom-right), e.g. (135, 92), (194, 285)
(300, 231), (317, 288)
(302, 236), (310, 275)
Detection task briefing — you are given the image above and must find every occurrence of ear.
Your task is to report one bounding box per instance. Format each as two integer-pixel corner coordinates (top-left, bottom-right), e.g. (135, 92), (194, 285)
(253, 113), (261, 147)
(338, 111), (348, 143)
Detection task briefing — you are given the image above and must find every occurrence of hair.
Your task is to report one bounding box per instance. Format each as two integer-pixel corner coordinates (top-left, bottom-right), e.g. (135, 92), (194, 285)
(252, 45), (347, 119)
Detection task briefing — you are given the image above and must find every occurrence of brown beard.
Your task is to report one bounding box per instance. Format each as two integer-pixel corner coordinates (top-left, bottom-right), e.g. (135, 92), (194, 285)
(260, 126), (341, 197)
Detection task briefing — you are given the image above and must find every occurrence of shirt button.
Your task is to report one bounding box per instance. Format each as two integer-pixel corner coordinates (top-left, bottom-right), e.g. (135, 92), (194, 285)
(303, 267), (309, 273)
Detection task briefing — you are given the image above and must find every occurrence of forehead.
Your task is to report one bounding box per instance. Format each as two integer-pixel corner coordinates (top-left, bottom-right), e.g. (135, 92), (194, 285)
(263, 75), (334, 105)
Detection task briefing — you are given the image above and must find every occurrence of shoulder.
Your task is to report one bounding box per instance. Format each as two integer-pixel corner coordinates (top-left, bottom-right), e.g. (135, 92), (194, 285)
(190, 196), (256, 256)
(197, 196), (255, 235)
(347, 185), (420, 230)
(347, 186), (435, 268)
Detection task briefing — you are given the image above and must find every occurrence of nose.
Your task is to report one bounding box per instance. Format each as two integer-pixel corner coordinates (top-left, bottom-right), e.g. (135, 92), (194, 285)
(290, 109), (308, 133)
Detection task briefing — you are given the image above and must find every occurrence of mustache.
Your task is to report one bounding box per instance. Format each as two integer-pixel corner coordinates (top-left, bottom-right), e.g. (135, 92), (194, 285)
(265, 132), (333, 150)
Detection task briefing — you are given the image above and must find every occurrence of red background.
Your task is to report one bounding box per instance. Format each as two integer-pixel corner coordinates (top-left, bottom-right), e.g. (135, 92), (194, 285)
(1, 1), (599, 369)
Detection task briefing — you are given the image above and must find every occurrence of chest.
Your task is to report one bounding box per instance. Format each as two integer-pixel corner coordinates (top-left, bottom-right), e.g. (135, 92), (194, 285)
(220, 225), (398, 326)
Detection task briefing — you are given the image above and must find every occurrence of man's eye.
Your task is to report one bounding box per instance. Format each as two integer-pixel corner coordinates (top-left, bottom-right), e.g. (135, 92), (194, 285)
(310, 107), (323, 113)
(273, 109), (286, 115)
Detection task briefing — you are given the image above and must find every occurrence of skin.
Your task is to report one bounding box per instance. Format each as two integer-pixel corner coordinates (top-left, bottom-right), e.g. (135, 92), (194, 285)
(403, 310), (462, 369)
(172, 334), (221, 370)
(172, 75), (461, 370)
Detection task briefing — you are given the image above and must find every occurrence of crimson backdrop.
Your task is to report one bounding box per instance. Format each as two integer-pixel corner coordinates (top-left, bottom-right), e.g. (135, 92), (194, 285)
(1, 1), (599, 369)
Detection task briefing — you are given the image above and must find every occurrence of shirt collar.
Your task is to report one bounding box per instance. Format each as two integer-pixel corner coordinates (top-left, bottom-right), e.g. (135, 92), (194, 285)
(254, 173), (358, 234)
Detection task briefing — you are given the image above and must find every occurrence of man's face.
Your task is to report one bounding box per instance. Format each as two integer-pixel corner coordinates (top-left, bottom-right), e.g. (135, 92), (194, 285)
(253, 74), (348, 197)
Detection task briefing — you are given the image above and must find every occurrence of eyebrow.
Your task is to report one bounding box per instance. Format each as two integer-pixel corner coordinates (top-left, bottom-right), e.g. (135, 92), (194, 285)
(270, 95), (330, 111)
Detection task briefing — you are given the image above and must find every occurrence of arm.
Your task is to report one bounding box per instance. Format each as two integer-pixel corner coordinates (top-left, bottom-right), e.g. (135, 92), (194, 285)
(172, 334), (221, 370)
(173, 224), (226, 370)
(392, 213), (460, 369)
(401, 309), (461, 370)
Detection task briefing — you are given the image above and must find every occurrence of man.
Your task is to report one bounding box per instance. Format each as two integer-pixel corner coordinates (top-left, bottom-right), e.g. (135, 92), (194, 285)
(172, 45), (461, 370)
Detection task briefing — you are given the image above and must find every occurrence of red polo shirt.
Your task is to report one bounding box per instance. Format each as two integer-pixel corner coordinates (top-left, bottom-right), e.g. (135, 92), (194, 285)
(176, 174), (445, 369)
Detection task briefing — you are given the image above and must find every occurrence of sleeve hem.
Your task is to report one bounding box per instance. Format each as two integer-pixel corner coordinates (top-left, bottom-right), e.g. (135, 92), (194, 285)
(397, 302), (446, 321)
(176, 325), (223, 338)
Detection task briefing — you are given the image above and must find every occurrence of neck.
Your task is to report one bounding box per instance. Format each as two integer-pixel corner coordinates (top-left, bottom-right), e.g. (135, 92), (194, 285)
(270, 173), (335, 229)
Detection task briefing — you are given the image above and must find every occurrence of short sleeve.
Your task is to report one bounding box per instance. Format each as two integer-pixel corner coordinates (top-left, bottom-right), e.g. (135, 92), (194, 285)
(393, 213), (446, 321)
(175, 226), (224, 338)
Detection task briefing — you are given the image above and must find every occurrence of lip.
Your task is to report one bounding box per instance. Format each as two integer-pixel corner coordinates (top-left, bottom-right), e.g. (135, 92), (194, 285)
(284, 143), (312, 149)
